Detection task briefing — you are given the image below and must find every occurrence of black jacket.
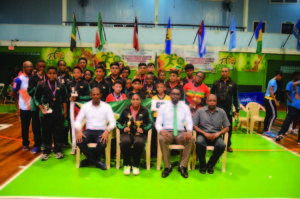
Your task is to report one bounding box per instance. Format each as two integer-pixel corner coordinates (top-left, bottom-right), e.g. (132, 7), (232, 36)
(58, 72), (72, 85)
(27, 74), (47, 110)
(165, 82), (185, 101)
(210, 77), (240, 115)
(66, 79), (91, 102)
(142, 84), (158, 98)
(89, 78), (110, 101)
(34, 81), (67, 115)
(105, 75), (125, 94)
(117, 105), (152, 135)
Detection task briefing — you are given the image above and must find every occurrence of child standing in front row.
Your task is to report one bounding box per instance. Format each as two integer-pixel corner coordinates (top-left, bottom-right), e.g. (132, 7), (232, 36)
(34, 66), (67, 161)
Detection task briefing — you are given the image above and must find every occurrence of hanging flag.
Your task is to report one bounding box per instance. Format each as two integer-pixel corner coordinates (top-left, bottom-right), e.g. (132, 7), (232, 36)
(197, 20), (206, 58)
(165, 17), (172, 55)
(229, 16), (236, 52)
(255, 20), (263, 54)
(154, 52), (158, 71)
(95, 12), (106, 51)
(70, 13), (78, 52)
(133, 16), (139, 51)
(292, 20), (300, 51)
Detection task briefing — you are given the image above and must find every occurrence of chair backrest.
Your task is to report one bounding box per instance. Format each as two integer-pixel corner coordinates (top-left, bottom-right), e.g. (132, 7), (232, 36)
(246, 102), (263, 118)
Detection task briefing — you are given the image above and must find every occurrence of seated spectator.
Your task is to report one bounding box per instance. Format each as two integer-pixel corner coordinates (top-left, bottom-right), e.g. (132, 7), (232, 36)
(193, 94), (230, 174)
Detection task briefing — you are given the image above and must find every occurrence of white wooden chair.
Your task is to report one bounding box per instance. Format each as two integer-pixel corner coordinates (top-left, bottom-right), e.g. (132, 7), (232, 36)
(156, 131), (195, 171)
(76, 133), (112, 169)
(116, 129), (152, 170)
(192, 131), (228, 172)
(246, 102), (266, 134)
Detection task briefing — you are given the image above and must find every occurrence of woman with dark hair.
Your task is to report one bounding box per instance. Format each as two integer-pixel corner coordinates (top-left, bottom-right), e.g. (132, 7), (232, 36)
(116, 93), (152, 176)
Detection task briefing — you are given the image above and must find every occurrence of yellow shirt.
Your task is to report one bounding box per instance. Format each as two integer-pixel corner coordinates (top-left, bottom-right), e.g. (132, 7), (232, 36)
(152, 94), (171, 118)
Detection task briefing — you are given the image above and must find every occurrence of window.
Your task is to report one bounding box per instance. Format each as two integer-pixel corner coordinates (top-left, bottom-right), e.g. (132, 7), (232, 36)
(281, 23), (294, 34)
(269, 0), (298, 3)
(253, 21), (266, 33)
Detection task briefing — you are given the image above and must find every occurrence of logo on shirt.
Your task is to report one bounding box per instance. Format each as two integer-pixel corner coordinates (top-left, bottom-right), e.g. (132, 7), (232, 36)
(139, 114), (143, 116)
(80, 86), (83, 88)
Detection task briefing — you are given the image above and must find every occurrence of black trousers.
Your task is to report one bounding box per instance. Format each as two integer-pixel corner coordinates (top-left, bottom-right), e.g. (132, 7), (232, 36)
(20, 110), (32, 147)
(77, 130), (107, 165)
(226, 113), (232, 147)
(120, 133), (146, 167)
(263, 98), (277, 132)
(31, 109), (42, 147)
(41, 113), (63, 154)
(278, 106), (300, 142)
(196, 134), (226, 168)
(151, 118), (157, 156)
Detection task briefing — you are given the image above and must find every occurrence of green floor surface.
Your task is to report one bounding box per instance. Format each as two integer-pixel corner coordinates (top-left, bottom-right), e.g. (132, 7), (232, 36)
(0, 132), (299, 198)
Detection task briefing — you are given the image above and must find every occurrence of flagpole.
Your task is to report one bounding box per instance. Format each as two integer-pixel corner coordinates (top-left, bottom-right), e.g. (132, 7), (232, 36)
(192, 33), (198, 45)
(281, 33), (292, 48)
(224, 21), (232, 45)
(248, 31), (255, 47)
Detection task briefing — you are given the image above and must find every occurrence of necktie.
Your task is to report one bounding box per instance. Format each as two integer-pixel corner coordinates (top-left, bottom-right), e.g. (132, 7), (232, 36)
(174, 105), (178, 136)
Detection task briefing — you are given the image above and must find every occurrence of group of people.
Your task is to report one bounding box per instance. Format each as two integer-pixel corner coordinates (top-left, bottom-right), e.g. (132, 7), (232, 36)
(12, 56), (300, 178)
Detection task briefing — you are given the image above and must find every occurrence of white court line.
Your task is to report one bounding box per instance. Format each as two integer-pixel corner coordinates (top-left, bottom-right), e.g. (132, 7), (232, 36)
(253, 131), (300, 157)
(0, 154), (42, 191)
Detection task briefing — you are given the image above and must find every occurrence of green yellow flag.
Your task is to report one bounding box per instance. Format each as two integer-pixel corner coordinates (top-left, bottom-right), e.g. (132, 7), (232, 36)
(70, 13), (78, 52)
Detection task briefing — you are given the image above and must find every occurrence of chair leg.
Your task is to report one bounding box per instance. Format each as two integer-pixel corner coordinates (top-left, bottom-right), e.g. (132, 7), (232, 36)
(222, 150), (227, 172)
(250, 120), (254, 134)
(116, 142), (120, 170)
(146, 142), (150, 170)
(157, 137), (162, 170)
(76, 146), (80, 169)
(105, 134), (111, 170)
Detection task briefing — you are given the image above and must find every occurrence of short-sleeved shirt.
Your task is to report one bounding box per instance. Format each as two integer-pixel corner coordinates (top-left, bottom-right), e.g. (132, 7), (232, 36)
(183, 82), (210, 109)
(291, 81), (300, 109)
(12, 74), (31, 110)
(265, 78), (277, 97)
(152, 94), (171, 117)
(193, 106), (231, 134)
(286, 80), (295, 106)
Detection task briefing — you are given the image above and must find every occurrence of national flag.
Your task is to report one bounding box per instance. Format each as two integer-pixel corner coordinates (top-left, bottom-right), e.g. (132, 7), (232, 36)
(70, 13), (78, 52)
(165, 17), (172, 55)
(255, 20), (263, 54)
(95, 12), (106, 51)
(292, 20), (300, 51)
(229, 16), (236, 52)
(197, 20), (206, 58)
(133, 16), (139, 51)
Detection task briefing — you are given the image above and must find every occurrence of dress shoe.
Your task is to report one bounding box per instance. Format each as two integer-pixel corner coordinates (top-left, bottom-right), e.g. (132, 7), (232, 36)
(178, 166), (188, 178)
(207, 165), (214, 174)
(96, 161), (107, 170)
(227, 147), (233, 152)
(162, 167), (172, 178)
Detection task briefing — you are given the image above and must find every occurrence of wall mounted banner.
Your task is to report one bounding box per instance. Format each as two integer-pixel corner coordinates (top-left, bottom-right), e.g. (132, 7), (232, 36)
(94, 48), (154, 70)
(217, 52), (267, 72)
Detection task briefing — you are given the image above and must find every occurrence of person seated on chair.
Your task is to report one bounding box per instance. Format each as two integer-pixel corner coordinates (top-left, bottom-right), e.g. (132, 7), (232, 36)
(155, 87), (194, 178)
(75, 87), (116, 170)
(193, 94), (230, 174)
(116, 93), (152, 176)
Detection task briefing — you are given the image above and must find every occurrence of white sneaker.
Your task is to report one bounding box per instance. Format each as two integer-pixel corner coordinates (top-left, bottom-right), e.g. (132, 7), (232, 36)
(70, 149), (76, 155)
(132, 167), (140, 175)
(123, 166), (131, 175)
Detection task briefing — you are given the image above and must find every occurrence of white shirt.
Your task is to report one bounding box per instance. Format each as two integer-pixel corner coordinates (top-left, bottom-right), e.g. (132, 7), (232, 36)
(155, 101), (193, 133)
(74, 101), (116, 131)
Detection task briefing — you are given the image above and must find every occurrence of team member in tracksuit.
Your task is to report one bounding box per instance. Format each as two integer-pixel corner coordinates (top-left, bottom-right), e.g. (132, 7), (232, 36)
(27, 59), (46, 154)
(34, 66), (68, 161)
(66, 66), (91, 154)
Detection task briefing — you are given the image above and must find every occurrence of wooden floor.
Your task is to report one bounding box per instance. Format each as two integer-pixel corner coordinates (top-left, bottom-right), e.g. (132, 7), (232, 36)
(0, 113), (299, 186)
(0, 113), (40, 185)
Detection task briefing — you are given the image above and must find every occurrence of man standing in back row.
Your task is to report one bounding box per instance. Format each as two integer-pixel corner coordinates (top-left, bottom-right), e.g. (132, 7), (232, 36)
(211, 67), (239, 153)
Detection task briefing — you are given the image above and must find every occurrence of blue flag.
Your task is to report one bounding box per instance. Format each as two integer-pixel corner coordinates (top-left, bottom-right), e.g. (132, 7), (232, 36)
(198, 20), (206, 58)
(165, 17), (172, 55)
(292, 20), (300, 51)
(229, 17), (236, 52)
